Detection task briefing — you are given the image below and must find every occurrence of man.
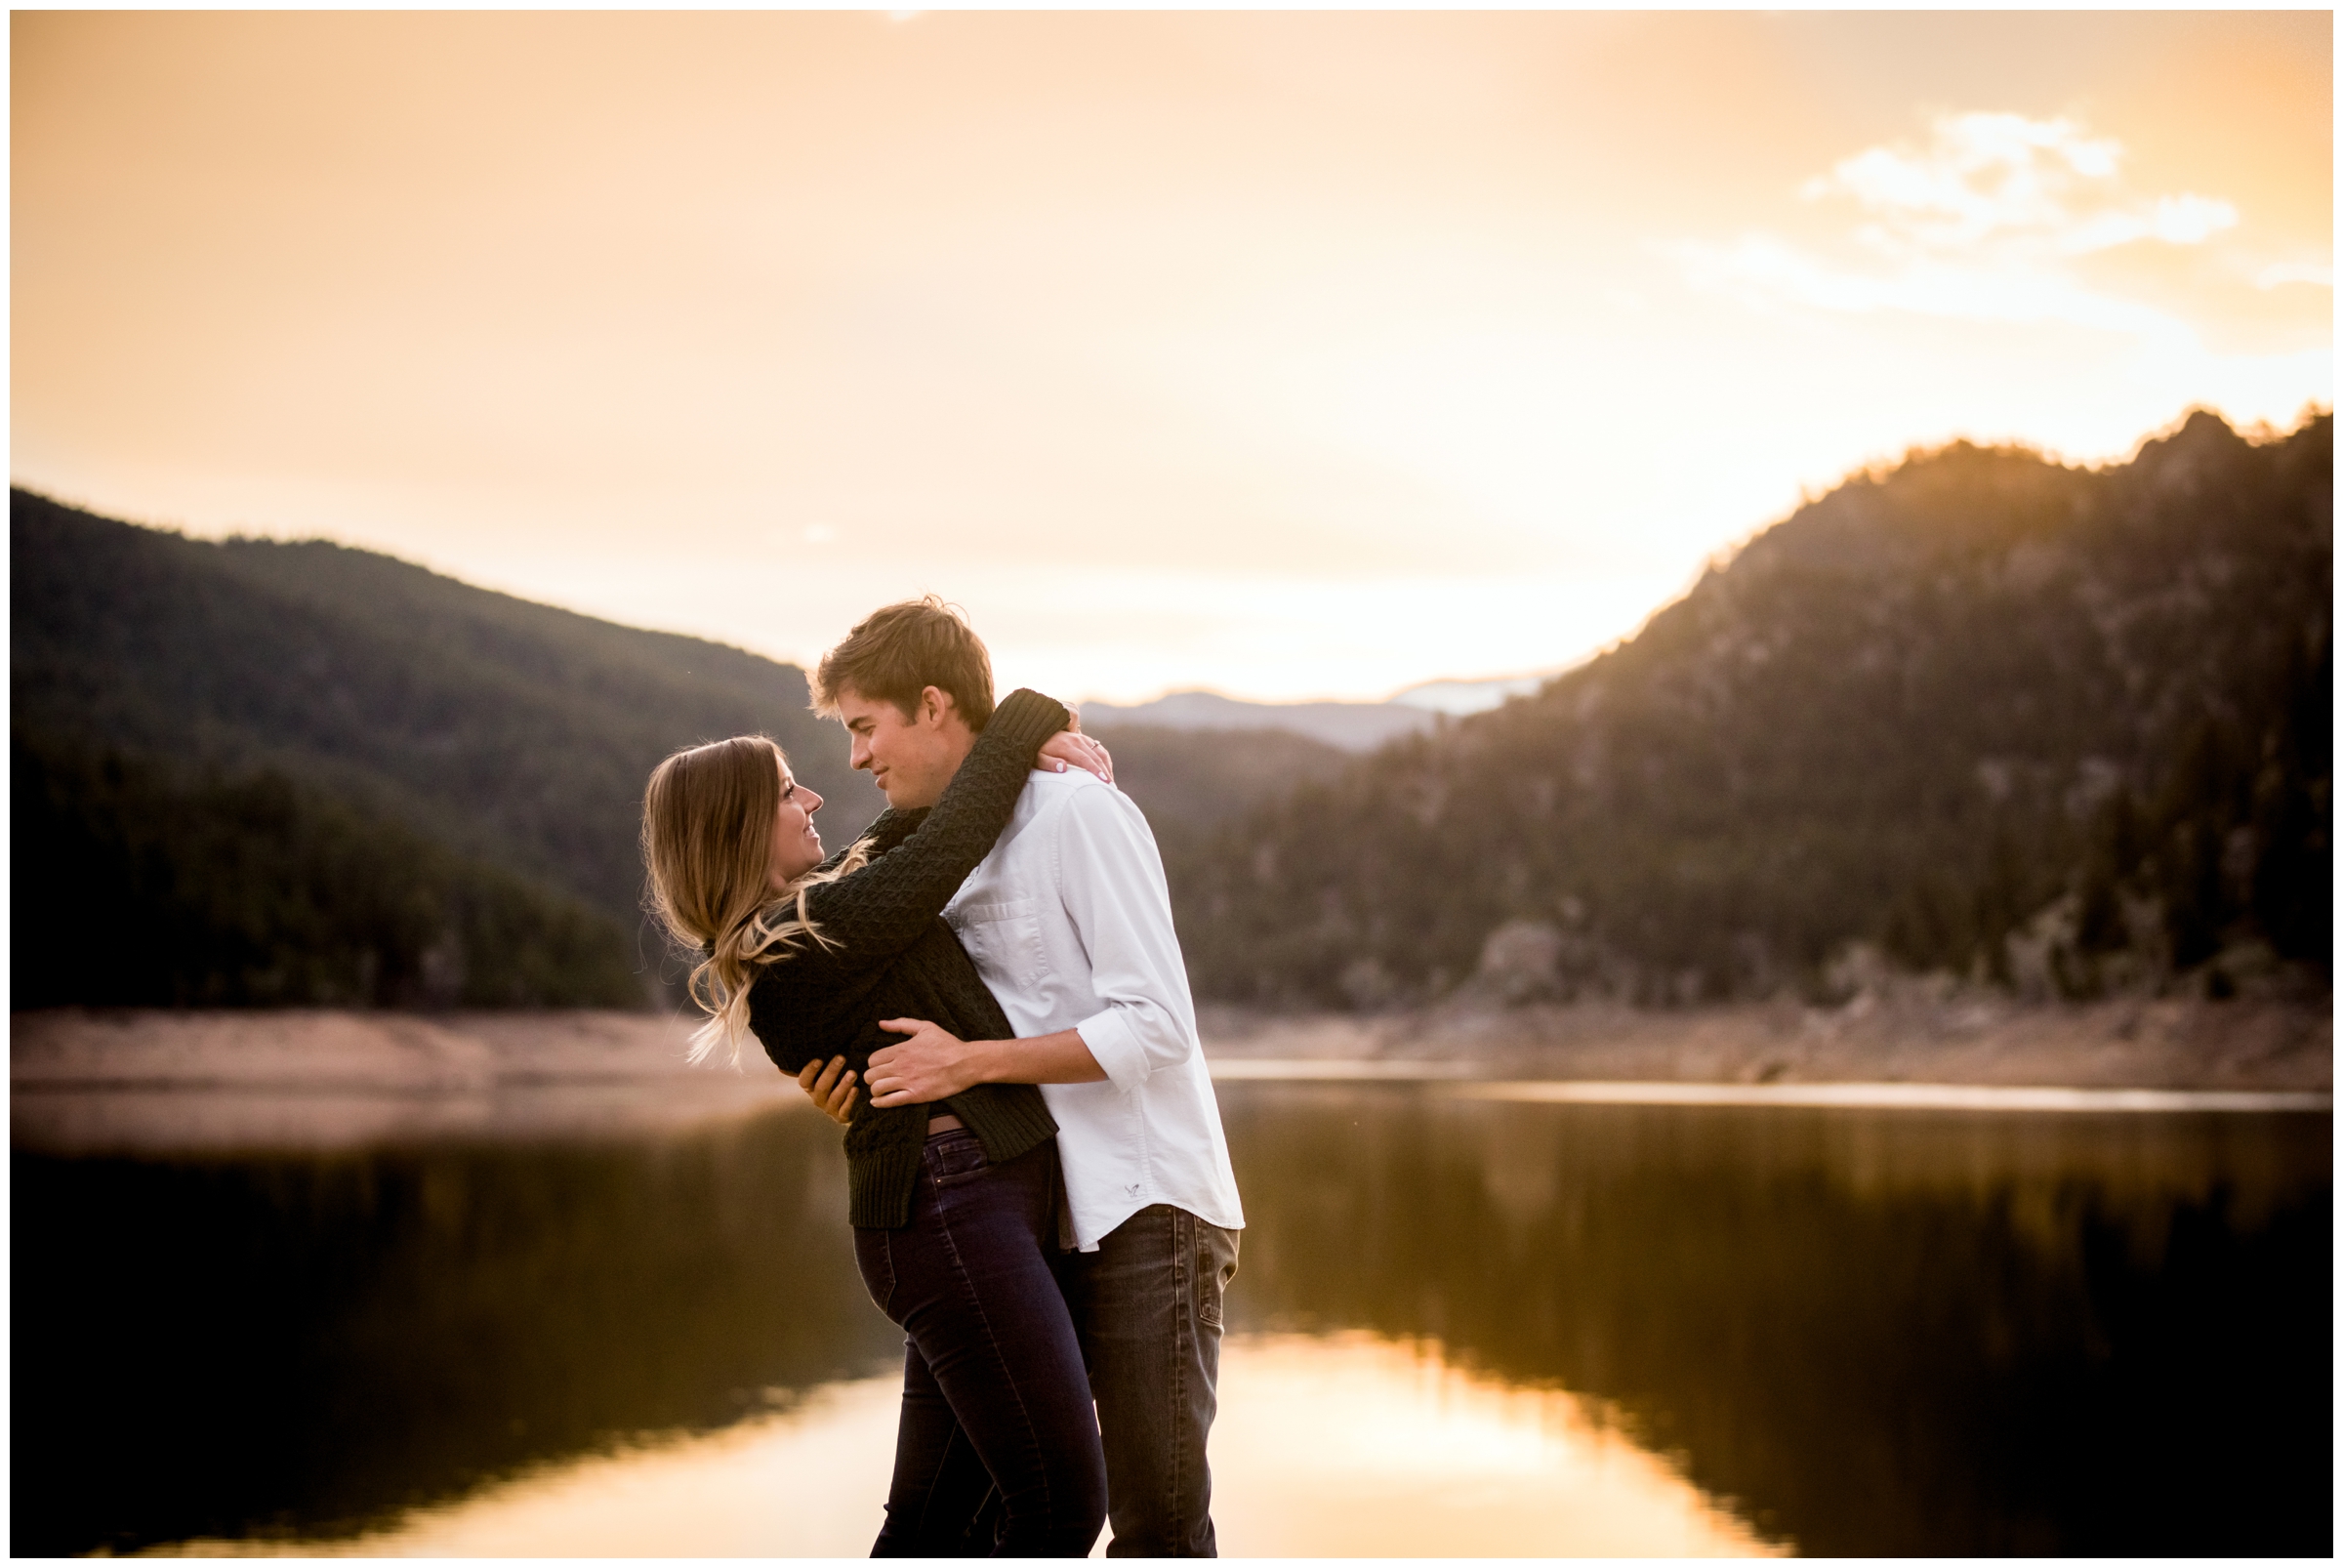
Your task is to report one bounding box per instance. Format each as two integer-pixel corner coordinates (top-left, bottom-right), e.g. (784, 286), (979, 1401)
(797, 596), (1245, 1558)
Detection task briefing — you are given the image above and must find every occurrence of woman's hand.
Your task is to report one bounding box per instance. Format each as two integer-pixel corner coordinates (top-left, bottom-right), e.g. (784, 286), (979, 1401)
(795, 1054), (860, 1126)
(867, 1018), (982, 1106)
(1039, 722), (1113, 784)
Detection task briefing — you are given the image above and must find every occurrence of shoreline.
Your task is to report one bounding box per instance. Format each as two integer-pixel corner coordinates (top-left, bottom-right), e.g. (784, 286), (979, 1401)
(9, 1008), (790, 1155)
(1195, 993), (2333, 1093)
(11, 997), (2329, 1155)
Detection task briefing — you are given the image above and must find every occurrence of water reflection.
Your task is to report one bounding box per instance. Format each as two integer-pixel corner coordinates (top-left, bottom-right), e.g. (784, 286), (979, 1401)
(1221, 1086), (2331, 1555)
(12, 1112), (899, 1557)
(11, 1083), (2329, 1556)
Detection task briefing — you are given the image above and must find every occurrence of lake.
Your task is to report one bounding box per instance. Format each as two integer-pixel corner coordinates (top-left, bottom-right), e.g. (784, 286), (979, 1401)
(12, 1077), (2330, 1556)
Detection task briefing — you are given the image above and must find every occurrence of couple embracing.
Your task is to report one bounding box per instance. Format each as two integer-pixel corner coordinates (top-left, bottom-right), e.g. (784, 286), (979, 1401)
(641, 597), (1244, 1557)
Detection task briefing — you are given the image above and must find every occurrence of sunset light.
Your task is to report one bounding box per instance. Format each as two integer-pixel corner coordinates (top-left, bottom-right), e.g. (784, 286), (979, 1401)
(12, 11), (2329, 701)
(15, 18), (2329, 1558)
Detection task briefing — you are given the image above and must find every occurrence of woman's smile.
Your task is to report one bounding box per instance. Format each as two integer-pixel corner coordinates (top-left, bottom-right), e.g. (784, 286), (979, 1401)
(768, 763), (827, 888)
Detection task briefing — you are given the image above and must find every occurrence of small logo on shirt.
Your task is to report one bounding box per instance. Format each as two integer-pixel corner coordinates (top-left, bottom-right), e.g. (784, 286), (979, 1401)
(1126, 1184), (1142, 1197)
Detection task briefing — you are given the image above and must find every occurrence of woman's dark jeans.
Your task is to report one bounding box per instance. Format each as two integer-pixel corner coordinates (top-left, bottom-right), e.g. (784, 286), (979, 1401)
(853, 1131), (1106, 1558)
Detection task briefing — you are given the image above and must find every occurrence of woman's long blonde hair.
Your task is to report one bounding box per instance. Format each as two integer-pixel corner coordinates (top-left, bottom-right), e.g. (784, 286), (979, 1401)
(640, 735), (870, 1066)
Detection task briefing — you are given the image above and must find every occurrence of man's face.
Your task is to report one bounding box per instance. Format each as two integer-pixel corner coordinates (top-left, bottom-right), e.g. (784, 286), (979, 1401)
(835, 684), (975, 809)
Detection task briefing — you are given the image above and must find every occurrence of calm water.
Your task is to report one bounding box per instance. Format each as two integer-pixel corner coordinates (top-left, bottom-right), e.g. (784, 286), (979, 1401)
(12, 1082), (2330, 1556)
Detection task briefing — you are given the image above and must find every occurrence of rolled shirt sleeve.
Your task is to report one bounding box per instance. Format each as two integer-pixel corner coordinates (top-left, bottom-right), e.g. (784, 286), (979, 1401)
(943, 765), (1244, 1250)
(1055, 784), (1202, 1095)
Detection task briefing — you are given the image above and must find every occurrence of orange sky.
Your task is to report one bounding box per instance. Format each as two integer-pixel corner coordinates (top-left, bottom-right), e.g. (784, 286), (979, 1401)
(13, 12), (2331, 702)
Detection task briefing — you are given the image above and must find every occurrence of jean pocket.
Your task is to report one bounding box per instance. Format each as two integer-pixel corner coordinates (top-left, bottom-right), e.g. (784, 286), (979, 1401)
(1197, 1223), (1238, 1328)
(925, 1131), (992, 1186)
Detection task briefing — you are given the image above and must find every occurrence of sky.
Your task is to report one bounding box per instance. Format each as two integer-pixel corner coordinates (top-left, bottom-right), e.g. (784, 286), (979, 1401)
(12, 11), (2332, 704)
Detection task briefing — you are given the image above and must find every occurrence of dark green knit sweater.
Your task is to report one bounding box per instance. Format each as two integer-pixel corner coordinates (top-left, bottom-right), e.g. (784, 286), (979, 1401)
(746, 688), (1065, 1228)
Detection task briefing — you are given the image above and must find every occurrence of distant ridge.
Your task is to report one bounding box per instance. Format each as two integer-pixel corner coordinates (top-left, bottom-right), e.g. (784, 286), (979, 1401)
(1076, 669), (1567, 749)
(1077, 690), (1438, 751)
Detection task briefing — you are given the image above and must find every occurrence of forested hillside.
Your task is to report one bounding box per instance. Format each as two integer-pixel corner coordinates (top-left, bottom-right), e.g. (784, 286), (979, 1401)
(18, 409), (2328, 1013)
(13, 490), (882, 1007)
(1168, 411), (2331, 1009)
(14, 735), (638, 1008)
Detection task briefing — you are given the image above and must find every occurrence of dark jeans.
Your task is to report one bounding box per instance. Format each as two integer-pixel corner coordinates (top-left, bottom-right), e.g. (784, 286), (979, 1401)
(1054, 1204), (1242, 1558)
(853, 1132), (1107, 1558)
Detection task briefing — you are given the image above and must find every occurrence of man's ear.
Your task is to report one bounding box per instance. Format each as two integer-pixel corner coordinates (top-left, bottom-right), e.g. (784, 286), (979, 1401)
(919, 685), (957, 728)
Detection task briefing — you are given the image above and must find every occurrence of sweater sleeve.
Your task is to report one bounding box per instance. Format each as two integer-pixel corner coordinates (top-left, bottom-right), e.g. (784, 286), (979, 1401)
(828, 806), (923, 867)
(792, 689), (1068, 968)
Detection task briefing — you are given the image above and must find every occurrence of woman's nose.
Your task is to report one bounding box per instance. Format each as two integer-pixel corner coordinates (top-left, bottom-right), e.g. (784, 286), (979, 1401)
(803, 788), (823, 813)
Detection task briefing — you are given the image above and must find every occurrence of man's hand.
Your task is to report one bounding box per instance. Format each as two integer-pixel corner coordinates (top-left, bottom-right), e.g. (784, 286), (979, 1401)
(1039, 726), (1113, 784)
(795, 1054), (860, 1126)
(867, 1019), (984, 1107)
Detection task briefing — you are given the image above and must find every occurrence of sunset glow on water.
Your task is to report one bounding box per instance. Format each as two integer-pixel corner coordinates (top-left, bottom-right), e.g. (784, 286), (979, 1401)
(157, 1335), (1778, 1558)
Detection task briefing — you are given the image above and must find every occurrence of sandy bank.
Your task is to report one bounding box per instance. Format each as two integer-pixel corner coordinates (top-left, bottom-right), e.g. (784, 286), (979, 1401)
(1197, 993), (2332, 1093)
(11, 995), (2328, 1155)
(10, 1008), (799, 1154)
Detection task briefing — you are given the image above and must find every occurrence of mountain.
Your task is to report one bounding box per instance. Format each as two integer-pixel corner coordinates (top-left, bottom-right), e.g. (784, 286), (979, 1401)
(20, 408), (2327, 1014)
(1166, 411), (2332, 1010)
(12, 489), (884, 1007)
(1081, 723), (1351, 843)
(1076, 690), (1437, 751)
(10, 488), (1356, 1011)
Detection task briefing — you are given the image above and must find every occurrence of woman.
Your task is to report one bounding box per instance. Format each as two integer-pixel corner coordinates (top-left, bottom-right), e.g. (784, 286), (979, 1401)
(640, 689), (1109, 1557)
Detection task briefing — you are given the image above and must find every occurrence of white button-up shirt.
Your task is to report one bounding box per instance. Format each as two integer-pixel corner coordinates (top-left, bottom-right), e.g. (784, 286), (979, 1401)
(943, 766), (1245, 1251)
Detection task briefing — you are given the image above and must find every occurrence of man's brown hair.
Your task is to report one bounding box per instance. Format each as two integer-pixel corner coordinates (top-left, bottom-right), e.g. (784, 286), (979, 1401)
(811, 595), (996, 729)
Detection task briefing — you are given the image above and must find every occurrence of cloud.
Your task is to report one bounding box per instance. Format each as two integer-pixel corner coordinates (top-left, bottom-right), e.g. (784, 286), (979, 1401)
(1801, 112), (2235, 260)
(1812, 116), (2106, 246)
(1671, 111), (2257, 342)
(1671, 233), (2181, 341)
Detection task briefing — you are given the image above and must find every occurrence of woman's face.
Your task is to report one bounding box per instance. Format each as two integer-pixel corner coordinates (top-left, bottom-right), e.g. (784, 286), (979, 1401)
(766, 759), (825, 890)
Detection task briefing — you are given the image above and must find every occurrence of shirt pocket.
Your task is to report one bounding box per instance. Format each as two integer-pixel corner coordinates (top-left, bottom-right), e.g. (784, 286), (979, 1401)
(950, 896), (1048, 991)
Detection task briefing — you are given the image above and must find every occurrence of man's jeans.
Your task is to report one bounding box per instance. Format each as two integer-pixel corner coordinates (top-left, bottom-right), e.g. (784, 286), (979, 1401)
(854, 1132), (1108, 1557)
(1053, 1204), (1243, 1557)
